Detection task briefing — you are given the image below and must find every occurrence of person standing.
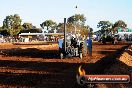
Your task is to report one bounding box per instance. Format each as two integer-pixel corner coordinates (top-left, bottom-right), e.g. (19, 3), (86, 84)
(58, 37), (64, 53)
(87, 37), (92, 56)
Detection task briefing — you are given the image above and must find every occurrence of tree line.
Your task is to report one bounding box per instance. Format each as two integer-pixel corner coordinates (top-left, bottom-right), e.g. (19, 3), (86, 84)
(96, 20), (127, 35)
(0, 13), (128, 37)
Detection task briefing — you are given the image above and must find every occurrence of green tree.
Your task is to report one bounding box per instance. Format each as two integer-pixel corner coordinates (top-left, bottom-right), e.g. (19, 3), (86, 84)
(57, 23), (64, 33)
(78, 25), (89, 37)
(57, 14), (89, 37)
(67, 14), (89, 37)
(2, 14), (22, 36)
(20, 28), (42, 33)
(97, 21), (113, 35)
(67, 14), (86, 26)
(22, 23), (33, 29)
(57, 22), (89, 37)
(21, 23), (38, 33)
(40, 20), (57, 31)
(0, 27), (9, 36)
(113, 20), (127, 32)
(57, 23), (74, 33)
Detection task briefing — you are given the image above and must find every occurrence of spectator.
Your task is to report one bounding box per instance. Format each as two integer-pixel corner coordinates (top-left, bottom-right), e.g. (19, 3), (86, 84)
(87, 37), (92, 56)
(58, 37), (64, 53)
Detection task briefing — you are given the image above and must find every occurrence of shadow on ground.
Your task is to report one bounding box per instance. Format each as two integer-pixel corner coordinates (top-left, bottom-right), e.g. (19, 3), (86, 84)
(0, 45), (131, 88)
(0, 48), (59, 59)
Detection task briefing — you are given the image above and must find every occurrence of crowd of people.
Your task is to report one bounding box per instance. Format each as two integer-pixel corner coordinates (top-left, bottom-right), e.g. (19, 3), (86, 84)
(0, 35), (62, 43)
(120, 34), (132, 41)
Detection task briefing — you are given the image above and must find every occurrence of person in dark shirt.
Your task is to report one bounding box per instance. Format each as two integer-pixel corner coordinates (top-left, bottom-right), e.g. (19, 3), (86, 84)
(87, 37), (92, 56)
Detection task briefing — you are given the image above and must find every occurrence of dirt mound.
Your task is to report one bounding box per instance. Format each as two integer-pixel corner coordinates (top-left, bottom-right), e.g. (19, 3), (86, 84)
(97, 45), (132, 88)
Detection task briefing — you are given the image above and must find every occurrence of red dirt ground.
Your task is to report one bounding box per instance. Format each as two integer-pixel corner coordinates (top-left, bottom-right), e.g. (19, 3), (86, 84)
(0, 43), (131, 88)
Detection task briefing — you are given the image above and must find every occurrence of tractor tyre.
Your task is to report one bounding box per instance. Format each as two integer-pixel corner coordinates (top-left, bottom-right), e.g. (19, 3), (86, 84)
(79, 53), (83, 59)
(60, 53), (64, 59)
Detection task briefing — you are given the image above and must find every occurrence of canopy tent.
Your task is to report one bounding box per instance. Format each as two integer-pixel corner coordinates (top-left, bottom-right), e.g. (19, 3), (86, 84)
(118, 28), (132, 32)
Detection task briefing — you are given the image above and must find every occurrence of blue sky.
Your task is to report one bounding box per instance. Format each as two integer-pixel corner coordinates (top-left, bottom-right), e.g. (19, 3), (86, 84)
(0, 0), (131, 31)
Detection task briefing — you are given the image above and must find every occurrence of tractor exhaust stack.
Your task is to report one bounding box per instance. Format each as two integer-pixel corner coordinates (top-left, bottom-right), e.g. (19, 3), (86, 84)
(64, 18), (67, 53)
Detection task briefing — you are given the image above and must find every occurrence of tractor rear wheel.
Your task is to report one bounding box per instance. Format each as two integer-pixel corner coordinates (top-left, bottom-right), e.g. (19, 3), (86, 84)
(79, 53), (83, 59)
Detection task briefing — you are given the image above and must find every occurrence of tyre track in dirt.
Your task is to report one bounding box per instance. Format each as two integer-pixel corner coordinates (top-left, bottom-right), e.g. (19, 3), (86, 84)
(0, 43), (130, 88)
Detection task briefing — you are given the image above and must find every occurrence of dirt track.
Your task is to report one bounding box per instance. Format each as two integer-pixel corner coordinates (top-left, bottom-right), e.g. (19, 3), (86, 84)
(0, 43), (131, 88)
